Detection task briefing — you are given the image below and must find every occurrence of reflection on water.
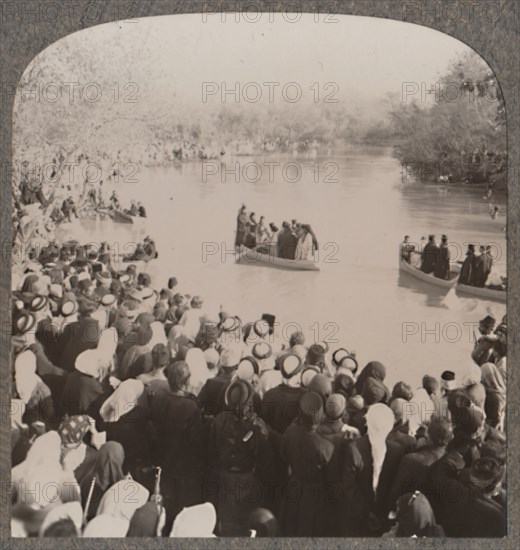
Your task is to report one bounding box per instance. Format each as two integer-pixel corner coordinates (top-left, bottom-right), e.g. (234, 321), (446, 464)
(61, 146), (506, 389)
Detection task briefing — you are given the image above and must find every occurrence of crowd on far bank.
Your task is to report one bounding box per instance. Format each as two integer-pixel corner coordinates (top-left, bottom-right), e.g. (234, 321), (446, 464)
(10, 236), (507, 538)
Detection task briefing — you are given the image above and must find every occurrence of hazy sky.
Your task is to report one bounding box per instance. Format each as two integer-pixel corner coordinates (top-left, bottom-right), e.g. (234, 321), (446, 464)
(35, 13), (474, 111)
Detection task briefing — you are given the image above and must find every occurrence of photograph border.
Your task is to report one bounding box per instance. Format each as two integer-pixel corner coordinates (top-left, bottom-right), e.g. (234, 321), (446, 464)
(1, 0), (518, 547)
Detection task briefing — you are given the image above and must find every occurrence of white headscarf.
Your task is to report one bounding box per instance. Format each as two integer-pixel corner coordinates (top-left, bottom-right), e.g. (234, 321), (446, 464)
(366, 403), (395, 494)
(75, 349), (102, 378)
(148, 321), (167, 348)
(14, 350), (40, 404)
(11, 431), (66, 508)
(100, 379), (145, 423)
(186, 348), (210, 395)
(39, 501), (82, 536)
(83, 514), (130, 537)
(258, 369), (282, 396)
(406, 388), (435, 437)
(96, 480), (149, 521)
(170, 502), (217, 537)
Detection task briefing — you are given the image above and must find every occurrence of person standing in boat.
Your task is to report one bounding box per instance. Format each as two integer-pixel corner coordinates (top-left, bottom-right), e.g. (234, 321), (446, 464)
(244, 213), (258, 250)
(235, 205), (248, 251)
(420, 235), (439, 274)
(458, 244), (475, 285)
(296, 224), (315, 261)
(401, 236), (415, 264)
(472, 245), (487, 287)
(137, 202), (147, 218)
(433, 235), (451, 280)
(277, 222), (296, 260)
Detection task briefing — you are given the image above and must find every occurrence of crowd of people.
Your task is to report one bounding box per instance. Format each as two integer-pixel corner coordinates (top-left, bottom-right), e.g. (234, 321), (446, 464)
(235, 205), (319, 261)
(10, 236), (507, 538)
(401, 235), (506, 290)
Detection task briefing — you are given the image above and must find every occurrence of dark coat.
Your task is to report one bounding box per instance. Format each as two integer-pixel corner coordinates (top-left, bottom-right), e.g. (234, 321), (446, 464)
(458, 251), (475, 285)
(280, 423), (335, 536)
(261, 384), (306, 435)
(60, 370), (106, 419)
(421, 242), (439, 274)
(342, 434), (405, 536)
(56, 316), (100, 371)
(198, 371), (234, 417)
(433, 243), (451, 279)
(388, 444), (446, 506)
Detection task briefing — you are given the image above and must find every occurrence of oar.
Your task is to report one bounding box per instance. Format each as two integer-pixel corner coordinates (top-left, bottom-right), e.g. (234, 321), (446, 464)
(83, 476), (96, 528)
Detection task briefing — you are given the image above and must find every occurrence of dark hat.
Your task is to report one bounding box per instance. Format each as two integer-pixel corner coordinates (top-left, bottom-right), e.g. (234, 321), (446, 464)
(299, 391), (324, 424)
(279, 353), (303, 379)
(138, 273), (152, 287)
(307, 343), (326, 365)
(261, 313), (275, 332)
(308, 374), (333, 403)
(441, 234), (448, 241)
(392, 381), (413, 401)
(362, 377), (387, 405)
(29, 295), (48, 312)
(60, 300), (78, 317)
(333, 373), (355, 399)
(248, 508), (279, 537)
(479, 315), (496, 329)
(457, 403), (485, 435)
(168, 276), (178, 289)
(470, 457), (504, 491)
(78, 278), (93, 291)
(15, 312), (36, 335)
(422, 375), (439, 396)
(468, 244), (475, 251)
(58, 415), (91, 448)
(441, 370), (457, 391)
(252, 342), (272, 360)
(316, 340), (329, 353)
(151, 343), (170, 367)
(225, 379), (253, 410)
(325, 393), (346, 420)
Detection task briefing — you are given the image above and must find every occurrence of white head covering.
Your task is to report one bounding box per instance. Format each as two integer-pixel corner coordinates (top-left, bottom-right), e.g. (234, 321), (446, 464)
(366, 403), (395, 493)
(148, 321), (167, 348)
(97, 327), (118, 358)
(83, 514), (130, 537)
(179, 308), (203, 343)
(96, 480), (149, 521)
(170, 503), (217, 537)
(39, 502), (82, 536)
(406, 388), (435, 437)
(11, 431), (64, 508)
(75, 349), (102, 378)
(258, 369), (282, 396)
(14, 350), (39, 404)
(186, 348), (210, 395)
(100, 379), (145, 423)
(461, 362), (483, 388)
(481, 362), (506, 394)
(91, 309), (109, 330)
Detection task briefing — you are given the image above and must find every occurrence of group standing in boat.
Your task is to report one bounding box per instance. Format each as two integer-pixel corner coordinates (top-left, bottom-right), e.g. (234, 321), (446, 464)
(235, 205), (319, 261)
(401, 235), (506, 291)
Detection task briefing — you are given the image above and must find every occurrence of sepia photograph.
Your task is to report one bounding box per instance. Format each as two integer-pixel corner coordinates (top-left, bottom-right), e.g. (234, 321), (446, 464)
(5, 5), (512, 542)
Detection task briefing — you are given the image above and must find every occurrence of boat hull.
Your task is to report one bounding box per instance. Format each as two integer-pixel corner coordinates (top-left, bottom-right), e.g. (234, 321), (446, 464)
(237, 247), (320, 271)
(108, 209), (146, 224)
(456, 283), (506, 302)
(399, 259), (458, 289)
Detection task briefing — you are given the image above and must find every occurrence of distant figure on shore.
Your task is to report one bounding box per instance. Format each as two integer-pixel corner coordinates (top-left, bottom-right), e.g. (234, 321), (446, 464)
(489, 203), (499, 220)
(458, 244), (475, 285)
(401, 236), (415, 264)
(433, 235), (450, 280)
(420, 235), (438, 274)
(138, 202), (147, 218)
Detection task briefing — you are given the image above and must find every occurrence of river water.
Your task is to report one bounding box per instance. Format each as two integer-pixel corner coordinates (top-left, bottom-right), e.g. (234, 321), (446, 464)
(63, 146), (506, 389)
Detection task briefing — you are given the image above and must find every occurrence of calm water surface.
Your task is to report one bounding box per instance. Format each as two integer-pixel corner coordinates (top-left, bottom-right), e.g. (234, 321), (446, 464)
(65, 147), (506, 389)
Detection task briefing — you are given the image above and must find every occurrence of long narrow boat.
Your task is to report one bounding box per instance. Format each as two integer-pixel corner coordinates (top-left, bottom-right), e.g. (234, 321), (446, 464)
(236, 246), (320, 271)
(455, 283), (506, 302)
(399, 257), (458, 289)
(109, 209), (135, 224)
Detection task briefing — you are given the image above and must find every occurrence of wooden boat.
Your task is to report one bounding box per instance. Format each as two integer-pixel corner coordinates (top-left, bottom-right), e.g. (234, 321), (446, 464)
(236, 246), (320, 271)
(455, 283), (506, 302)
(399, 258), (458, 289)
(109, 209), (135, 224)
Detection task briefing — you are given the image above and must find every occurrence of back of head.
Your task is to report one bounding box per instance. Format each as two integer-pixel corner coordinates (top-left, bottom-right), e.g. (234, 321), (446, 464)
(427, 415), (453, 447)
(165, 361), (190, 391)
(41, 517), (79, 537)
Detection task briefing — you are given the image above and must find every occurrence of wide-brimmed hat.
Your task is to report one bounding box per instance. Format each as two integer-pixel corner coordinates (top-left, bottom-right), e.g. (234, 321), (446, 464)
(225, 379), (254, 410)
(29, 295), (48, 312)
(440, 370), (457, 391)
(299, 391), (324, 424)
(280, 353), (303, 379)
(15, 312), (36, 334)
(60, 300), (78, 317)
(101, 294), (117, 307)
